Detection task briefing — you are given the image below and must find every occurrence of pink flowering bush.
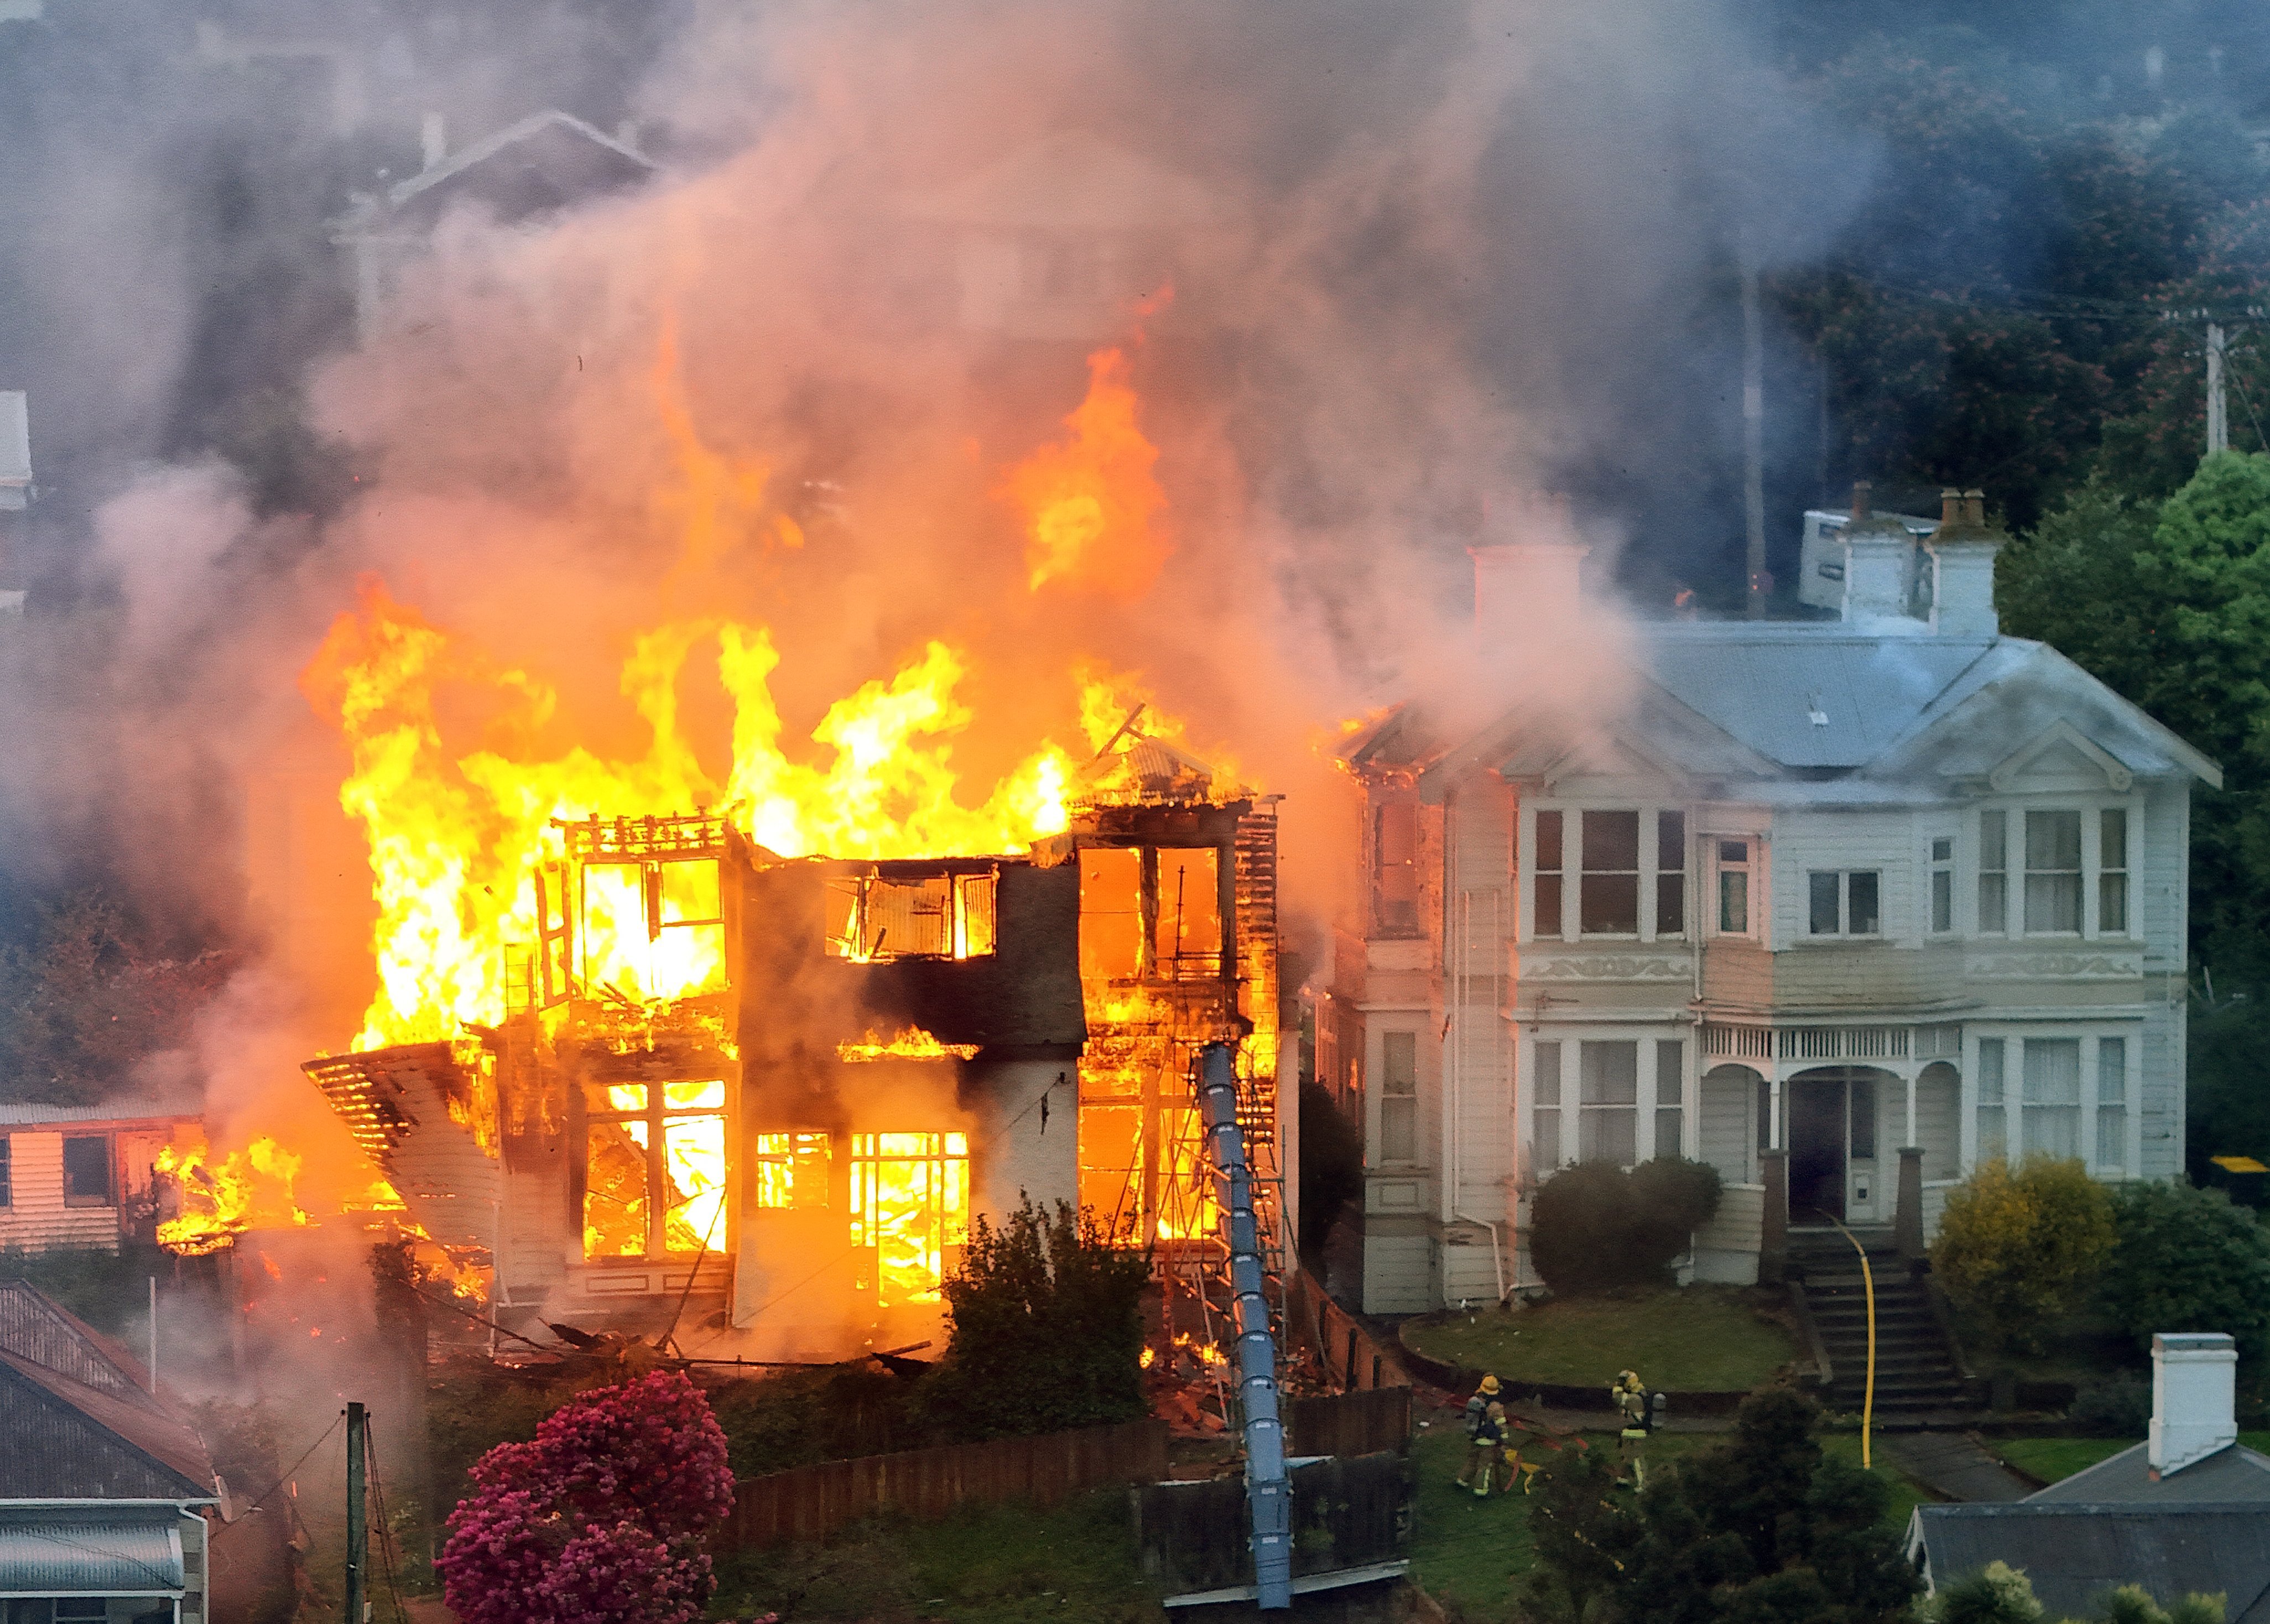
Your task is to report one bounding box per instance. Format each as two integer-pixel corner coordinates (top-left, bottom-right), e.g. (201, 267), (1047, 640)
(438, 1371), (736, 1624)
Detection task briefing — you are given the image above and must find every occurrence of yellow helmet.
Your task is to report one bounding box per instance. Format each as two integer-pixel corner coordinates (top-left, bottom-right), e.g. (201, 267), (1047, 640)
(1480, 1374), (1500, 1395)
(1617, 1369), (1641, 1389)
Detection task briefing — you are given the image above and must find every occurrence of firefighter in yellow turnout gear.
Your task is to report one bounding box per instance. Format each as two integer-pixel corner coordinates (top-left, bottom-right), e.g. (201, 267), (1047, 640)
(1613, 1369), (1650, 1490)
(1456, 1375), (1502, 1492)
(1454, 1375), (1537, 1497)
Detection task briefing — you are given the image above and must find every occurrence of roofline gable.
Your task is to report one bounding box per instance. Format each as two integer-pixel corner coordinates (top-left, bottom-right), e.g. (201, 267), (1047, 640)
(1989, 717), (2136, 792)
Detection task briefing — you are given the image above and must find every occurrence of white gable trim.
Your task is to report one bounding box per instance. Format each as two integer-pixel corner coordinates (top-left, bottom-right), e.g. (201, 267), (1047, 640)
(1988, 719), (2134, 794)
(1534, 731), (1688, 795)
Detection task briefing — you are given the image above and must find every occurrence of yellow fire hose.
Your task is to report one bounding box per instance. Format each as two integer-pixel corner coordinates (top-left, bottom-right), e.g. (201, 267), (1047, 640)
(1826, 1214), (1876, 1468)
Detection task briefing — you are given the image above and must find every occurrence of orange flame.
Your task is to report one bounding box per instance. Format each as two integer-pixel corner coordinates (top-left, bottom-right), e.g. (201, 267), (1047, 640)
(1002, 346), (1168, 596)
(837, 1027), (983, 1064)
(302, 582), (1099, 1048)
(155, 1139), (311, 1256)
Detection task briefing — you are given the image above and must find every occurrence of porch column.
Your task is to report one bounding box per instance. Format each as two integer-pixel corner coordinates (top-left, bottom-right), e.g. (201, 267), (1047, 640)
(1759, 1149), (1789, 1285)
(1904, 1068), (1918, 1150)
(1768, 1074), (1783, 1149)
(1895, 1146), (1925, 1263)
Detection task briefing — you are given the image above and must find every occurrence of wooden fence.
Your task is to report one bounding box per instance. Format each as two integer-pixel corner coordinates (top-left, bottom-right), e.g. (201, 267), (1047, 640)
(722, 1417), (1169, 1549)
(1284, 1264), (1411, 1393)
(1284, 1384), (1412, 1458)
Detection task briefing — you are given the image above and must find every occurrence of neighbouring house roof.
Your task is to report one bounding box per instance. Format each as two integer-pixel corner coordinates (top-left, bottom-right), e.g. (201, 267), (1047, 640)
(0, 1100), (201, 1128)
(1351, 624), (2221, 796)
(0, 1502), (188, 1598)
(1909, 1502), (2270, 1623)
(0, 1283), (215, 1502)
(333, 109), (656, 237)
(2026, 1440), (2270, 1503)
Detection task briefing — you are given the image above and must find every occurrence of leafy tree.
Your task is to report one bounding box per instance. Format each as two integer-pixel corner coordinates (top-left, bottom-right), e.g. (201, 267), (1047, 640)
(1928, 1561), (2226, 1624)
(915, 1196), (1151, 1442)
(1931, 1561), (2044, 1624)
(1529, 1158), (1724, 1296)
(2099, 1179), (2270, 1363)
(0, 892), (230, 1106)
(1930, 1159), (2116, 1354)
(436, 1371), (734, 1624)
(1526, 1389), (1917, 1624)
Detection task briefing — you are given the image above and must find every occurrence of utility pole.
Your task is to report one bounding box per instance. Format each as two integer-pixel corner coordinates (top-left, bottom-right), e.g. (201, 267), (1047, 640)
(2207, 321), (2229, 457)
(345, 1403), (367, 1624)
(1742, 253), (1768, 618)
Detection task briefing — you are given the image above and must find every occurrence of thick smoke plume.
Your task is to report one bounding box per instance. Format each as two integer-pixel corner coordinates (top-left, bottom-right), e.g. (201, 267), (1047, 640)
(3, 0), (1869, 1201)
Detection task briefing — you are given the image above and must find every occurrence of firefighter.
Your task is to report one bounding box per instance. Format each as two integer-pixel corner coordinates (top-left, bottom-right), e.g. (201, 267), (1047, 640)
(1612, 1368), (1650, 1489)
(1455, 1374), (1503, 1491)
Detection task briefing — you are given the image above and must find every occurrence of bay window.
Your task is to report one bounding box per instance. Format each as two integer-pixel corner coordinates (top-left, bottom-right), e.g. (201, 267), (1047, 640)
(2096, 1037), (2128, 1170)
(1378, 1031), (1418, 1163)
(1533, 1040), (1563, 1170)
(1578, 1040), (1638, 1164)
(1580, 812), (1641, 935)
(2024, 811), (2083, 934)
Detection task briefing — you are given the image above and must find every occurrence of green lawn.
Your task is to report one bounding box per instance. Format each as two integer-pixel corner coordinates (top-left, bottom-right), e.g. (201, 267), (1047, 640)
(1402, 1288), (1797, 1392)
(709, 1491), (1164, 1623)
(1404, 1415), (1926, 1623)
(1993, 1431), (2270, 1487)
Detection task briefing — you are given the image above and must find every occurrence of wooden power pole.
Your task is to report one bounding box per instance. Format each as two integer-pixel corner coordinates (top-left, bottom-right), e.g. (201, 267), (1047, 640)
(2207, 321), (2229, 458)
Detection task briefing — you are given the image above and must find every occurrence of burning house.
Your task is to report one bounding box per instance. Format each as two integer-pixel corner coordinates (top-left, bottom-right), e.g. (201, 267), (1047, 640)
(298, 733), (1285, 1360)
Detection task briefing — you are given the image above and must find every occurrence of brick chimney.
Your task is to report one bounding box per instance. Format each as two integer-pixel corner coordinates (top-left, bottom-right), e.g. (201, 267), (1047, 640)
(2149, 1331), (2237, 1478)
(1925, 486), (2006, 638)
(1840, 481), (1913, 624)
(1471, 540), (1588, 644)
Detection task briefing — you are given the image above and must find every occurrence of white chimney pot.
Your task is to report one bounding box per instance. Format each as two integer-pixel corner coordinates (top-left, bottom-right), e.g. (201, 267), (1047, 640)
(2149, 1331), (2237, 1477)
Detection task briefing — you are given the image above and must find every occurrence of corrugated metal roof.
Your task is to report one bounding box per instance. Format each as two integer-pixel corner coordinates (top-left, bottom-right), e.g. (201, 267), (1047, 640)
(0, 1100), (200, 1128)
(1914, 1503), (2270, 1622)
(0, 1519), (182, 1596)
(1640, 626), (2005, 769)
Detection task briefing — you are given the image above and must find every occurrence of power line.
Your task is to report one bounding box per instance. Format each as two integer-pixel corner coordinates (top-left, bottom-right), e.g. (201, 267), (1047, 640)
(212, 1414), (345, 1542)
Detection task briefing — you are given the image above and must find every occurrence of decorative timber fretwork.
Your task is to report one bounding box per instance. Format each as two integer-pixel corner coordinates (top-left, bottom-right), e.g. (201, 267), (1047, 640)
(1962, 951), (2144, 980)
(1522, 955), (1690, 983)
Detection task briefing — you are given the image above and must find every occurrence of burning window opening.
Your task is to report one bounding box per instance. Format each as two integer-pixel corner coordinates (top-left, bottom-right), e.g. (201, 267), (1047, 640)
(152, 1137), (311, 1257)
(849, 1132), (970, 1305)
(836, 1027), (983, 1063)
(753, 1132), (831, 1209)
(580, 1079), (730, 1261)
(824, 868), (998, 961)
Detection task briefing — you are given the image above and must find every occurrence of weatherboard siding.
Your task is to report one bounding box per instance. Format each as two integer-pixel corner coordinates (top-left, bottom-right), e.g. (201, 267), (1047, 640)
(0, 1133), (119, 1253)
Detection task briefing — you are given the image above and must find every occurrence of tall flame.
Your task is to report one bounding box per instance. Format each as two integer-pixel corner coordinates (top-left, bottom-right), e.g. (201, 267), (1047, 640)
(1002, 345), (1169, 596)
(301, 582), (1122, 1048)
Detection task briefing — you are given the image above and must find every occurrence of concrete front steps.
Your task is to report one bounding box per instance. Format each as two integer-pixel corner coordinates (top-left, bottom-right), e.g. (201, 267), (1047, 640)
(1787, 1226), (1984, 1420)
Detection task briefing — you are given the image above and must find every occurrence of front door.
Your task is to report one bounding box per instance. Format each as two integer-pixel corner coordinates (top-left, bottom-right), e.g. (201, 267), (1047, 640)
(1788, 1079), (1846, 1222)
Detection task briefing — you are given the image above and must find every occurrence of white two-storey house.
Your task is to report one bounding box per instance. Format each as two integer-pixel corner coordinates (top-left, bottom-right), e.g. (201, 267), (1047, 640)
(1327, 491), (2220, 1313)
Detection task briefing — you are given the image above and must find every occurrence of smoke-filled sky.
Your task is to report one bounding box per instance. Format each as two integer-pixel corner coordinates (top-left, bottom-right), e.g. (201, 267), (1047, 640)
(1, 0), (2264, 1138)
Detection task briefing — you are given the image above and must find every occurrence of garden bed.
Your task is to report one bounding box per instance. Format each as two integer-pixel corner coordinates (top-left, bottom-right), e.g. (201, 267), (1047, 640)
(1398, 1287), (1798, 1411)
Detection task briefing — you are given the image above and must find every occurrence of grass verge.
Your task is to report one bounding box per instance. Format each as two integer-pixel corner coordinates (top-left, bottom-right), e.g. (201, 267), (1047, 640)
(1402, 1287), (1795, 1391)
(1991, 1430), (2270, 1487)
(707, 1490), (1164, 1623)
(1403, 1415), (1928, 1623)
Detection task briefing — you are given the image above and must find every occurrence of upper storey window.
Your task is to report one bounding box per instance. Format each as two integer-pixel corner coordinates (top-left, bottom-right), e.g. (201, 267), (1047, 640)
(1532, 808), (1686, 939)
(1581, 811), (1640, 934)
(1979, 805), (2133, 938)
(1373, 800), (1420, 935)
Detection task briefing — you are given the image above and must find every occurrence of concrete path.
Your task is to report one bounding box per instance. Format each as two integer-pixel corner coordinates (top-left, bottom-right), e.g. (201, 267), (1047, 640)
(1879, 1431), (2032, 1502)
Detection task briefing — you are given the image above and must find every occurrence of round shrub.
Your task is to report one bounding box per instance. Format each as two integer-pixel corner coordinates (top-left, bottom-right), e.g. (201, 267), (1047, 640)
(2100, 1178), (2270, 1363)
(1529, 1158), (1724, 1295)
(1929, 1158), (2115, 1354)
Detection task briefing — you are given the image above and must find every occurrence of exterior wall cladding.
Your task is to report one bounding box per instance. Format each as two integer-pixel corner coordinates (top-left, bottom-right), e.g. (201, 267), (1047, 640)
(1326, 506), (2222, 1315)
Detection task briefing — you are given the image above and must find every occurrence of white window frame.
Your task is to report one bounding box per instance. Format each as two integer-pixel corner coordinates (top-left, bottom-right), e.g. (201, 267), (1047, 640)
(1925, 830), (1956, 936)
(1367, 1023), (1426, 1169)
(1960, 1022), (2139, 1178)
(1711, 835), (1757, 939)
(1803, 868), (1883, 939)
(1525, 1026), (1688, 1175)
(1522, 804), (1691, 945)
(1969, 798), (2142, 943)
